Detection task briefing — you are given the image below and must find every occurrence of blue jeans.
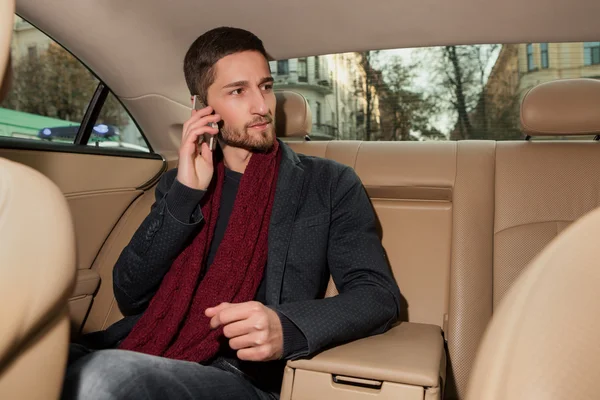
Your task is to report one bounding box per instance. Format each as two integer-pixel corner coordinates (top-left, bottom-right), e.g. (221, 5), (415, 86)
(61, 344), (278, 400)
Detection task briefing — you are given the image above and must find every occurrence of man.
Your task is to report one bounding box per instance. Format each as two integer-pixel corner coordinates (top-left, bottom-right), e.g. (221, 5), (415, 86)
(62, 27), (401, 400)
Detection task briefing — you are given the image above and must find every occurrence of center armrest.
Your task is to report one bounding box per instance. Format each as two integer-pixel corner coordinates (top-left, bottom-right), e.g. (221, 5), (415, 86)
(287, 322), (444, 388)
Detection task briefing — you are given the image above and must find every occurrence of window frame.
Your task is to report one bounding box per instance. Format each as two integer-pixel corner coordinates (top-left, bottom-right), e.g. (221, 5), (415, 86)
(298, 58), (308, 82)
(584, 42), (600, 66)
(277, 59), (289, 75)
(315, 101), (322, 127)
(526, 43), (536, 71)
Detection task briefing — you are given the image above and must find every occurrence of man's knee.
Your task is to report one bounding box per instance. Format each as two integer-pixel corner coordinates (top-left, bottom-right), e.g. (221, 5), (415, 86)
(62, 349), (155, 399)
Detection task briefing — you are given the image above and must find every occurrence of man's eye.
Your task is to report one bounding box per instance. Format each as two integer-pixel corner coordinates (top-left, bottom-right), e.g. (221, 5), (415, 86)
(230, 88), (242, 95)
(263, 84), (273, 91)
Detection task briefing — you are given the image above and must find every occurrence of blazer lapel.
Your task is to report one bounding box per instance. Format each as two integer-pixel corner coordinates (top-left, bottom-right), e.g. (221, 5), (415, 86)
(265, 141), (305, 304)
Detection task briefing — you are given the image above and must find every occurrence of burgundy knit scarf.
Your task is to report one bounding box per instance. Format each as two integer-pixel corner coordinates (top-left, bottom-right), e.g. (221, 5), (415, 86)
(118, 141), (281, 362)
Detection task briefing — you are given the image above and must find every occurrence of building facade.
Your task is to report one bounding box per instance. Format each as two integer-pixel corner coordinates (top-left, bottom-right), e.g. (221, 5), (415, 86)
(270, 52), (380, 140)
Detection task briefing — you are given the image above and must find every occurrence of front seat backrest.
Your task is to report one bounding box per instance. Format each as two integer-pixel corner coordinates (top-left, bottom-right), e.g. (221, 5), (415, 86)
(0, 158), (77, 399)
(466, 205), (600, 400)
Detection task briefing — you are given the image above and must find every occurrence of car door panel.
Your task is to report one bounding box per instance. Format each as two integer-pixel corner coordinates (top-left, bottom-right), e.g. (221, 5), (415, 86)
(0, 147), (165, 335)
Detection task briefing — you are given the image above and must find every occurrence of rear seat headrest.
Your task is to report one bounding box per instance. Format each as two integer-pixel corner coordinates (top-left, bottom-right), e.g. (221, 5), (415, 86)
(521, 78), (600, 136)
(275, 90), (312, 138)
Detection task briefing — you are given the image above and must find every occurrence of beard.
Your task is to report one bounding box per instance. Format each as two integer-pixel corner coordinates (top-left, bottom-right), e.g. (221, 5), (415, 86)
(218, 115), (275, 152)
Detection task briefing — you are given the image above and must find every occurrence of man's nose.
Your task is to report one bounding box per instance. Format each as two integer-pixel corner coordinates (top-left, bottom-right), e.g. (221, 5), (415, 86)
(249, 88), (268, 115)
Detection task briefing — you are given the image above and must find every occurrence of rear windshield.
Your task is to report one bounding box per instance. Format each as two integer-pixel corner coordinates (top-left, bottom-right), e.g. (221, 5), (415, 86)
(271, 42), (600, 141)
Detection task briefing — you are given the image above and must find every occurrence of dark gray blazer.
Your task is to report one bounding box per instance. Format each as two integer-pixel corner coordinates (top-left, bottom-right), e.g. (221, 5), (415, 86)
(111, 140), (401, 359)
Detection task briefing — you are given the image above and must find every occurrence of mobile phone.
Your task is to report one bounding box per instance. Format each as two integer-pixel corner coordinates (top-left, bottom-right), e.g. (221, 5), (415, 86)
(191, 95), (217, 151)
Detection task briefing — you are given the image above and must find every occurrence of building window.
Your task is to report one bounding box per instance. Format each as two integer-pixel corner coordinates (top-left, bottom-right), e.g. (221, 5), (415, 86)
(298, 58), (308, 82)
(584, 42), (600, 66)
(277, 60), (289, 75)
(541, 43), (549, 69)
(314, 56), (320, 80)
(316, 101), (322, 127)
(27, 45), (37, 60)
(526, 44), (535, 71)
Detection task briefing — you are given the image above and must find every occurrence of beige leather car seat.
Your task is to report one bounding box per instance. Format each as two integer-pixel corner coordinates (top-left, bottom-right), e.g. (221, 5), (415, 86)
(0, 3), (77, 399)
(466, 196), (600, 399)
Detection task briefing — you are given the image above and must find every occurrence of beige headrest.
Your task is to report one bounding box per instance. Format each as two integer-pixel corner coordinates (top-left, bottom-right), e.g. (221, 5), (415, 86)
(275, 90), (312, 138)
(521, 78), (600, 136)
(0, 1), (14, 103)
(466, 205), (600, 400)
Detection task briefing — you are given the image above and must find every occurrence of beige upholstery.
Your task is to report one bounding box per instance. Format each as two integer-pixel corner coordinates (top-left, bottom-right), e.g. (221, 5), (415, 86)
(275, 90), (312, 138)
(521, 78), (600, 136)
(493, 142), (600, 305)
(466, 206), (600, 400)
(287, 137), (600, 399)
(446, 141), (496, 399)
(0, 158), (77, 399)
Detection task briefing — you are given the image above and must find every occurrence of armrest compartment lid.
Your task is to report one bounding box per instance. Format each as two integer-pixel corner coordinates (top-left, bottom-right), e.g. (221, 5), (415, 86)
(288, 322), (444, 387)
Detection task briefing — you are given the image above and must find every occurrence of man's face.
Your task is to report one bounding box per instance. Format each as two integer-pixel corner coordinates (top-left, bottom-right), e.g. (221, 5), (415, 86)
(206, 51), (276, 152)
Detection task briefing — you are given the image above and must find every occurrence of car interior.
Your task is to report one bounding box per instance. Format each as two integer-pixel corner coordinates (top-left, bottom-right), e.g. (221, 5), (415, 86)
(1, 0), (600, 399)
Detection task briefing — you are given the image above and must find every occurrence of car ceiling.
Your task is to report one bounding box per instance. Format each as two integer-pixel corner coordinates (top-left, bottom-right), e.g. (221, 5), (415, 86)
(15, 0), (600, 155)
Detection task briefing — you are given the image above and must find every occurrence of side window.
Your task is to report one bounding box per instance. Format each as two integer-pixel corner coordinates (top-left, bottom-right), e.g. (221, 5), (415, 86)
(91, 92), (149, 152)
(0, 16), (150, 153)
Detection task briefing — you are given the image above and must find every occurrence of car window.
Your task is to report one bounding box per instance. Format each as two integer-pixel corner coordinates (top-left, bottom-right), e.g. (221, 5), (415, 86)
(271, 42), (600, 141)
(0, 16), (150, 153)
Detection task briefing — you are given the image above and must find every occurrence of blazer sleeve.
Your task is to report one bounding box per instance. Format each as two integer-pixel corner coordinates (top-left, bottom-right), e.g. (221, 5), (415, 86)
(112, 169), (206, 316)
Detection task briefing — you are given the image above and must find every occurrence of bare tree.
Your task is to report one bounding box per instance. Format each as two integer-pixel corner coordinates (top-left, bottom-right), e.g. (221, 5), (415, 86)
(379, 58), (439, 141)
(355, 51), (380, 141)
(422, 44), (513, 140)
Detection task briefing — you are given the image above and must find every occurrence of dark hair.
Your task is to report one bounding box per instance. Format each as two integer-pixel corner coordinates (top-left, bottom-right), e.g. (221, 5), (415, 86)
(183, 27), (269, 103)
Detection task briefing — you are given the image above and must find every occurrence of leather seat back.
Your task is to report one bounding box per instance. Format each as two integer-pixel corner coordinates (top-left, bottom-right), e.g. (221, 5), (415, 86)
(466, 205), (600, 400)
(0, 158), (77, 399)
(449, 79), (600, 398)
(0, 5), (77, 399)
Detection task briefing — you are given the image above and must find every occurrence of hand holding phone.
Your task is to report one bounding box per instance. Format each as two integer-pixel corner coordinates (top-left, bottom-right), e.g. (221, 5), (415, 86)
(177, 96), (221, 190)
(192, 95), (217, 151)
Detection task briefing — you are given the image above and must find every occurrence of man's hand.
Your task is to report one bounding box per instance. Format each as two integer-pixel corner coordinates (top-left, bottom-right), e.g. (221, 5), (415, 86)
(177, 106), (221, 190)
(205, 301), (283, 361)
